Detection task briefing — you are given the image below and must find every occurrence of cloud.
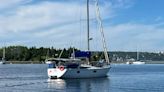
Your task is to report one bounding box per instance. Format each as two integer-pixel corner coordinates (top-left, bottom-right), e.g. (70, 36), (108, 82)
(0, 0), (32, 11)
(0, 0), (114, 46)
(0, 0), (21, 9)
(104, 23), (164, 51)
(2, 0), (163, 52)
(1, 1), (102, 32)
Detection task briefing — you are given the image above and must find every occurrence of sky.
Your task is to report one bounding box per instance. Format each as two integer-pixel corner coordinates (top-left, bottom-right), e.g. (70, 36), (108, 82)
(0, 0), (164, 52)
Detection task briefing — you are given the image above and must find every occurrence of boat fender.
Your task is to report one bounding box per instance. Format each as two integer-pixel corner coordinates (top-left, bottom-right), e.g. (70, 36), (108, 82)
(58, 66), (64, 71)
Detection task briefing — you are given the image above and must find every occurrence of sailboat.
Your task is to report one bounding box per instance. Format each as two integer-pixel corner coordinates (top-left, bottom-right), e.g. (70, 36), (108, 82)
(45, 48), (52, 64)
(47, 0), (111, 79)
(132, 51), (145, 64)
(0, 47), (6, 64)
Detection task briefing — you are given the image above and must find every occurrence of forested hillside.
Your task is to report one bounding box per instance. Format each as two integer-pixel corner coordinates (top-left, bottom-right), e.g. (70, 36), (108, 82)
(0, 46), (164, 63)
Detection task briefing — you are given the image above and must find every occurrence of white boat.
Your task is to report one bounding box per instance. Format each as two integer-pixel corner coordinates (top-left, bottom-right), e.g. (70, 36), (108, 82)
(126, 58), (134, 64)
(47, 0), (111, 79)
(45, 49), (52, 64)
(132, 61), (145, 64)
(0, 47), (6, 64)
(126, 61), (132, 64)
(133, 50), (145, 64)
(126, 51), (145, 65)
(47, 58), (110, 78)
(45, 60), (53, 64)
(0, 60), (5, 64)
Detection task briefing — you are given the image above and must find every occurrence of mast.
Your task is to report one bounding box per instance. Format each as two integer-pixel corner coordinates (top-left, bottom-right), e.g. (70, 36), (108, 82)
(87, 0), (90, 51)
(2, 47), (5, 61)
(137, 50), (139, 61)
(46, 48), (49, 60)
(95, 0), (110, 64)
(136, 46), (139, 61)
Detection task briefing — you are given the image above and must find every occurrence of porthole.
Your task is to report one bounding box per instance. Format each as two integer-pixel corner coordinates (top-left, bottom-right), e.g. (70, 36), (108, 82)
(77, 71), (80, 73)
(93, 70), (97, 73)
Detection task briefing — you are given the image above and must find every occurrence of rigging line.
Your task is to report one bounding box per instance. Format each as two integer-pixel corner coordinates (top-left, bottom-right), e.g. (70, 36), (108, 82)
(46, 48), (49, 59)
(2, 47), (5, 60)
(87, 0), (90, 51)
(79, 1), (83, 50)
(95, 0), (110, 64)
(58, 49), (64, 58)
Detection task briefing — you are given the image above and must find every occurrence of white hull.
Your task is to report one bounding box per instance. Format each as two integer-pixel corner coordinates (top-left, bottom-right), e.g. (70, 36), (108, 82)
(45, 61), (52, 64)
(0, 61), (5, 64)
(48, 66), (110, 79)
(126, 61), (132, 64)
(132, 61), (145, 64)
(0, 62), (4, 64)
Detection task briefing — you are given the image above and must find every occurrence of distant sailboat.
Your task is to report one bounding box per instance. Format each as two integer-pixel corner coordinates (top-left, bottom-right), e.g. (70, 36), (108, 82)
(126, 50), (145, 64)
(132, 51), (145, 64)
(0, 47), (6, 64)
(47, 0), (111, 79)
(45, 48), (52, 64)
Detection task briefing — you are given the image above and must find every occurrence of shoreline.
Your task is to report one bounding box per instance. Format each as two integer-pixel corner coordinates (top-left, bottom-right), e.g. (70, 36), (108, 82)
(111, 61), (164, 64)
(3, 61), (164, 64)
(4, 61), (44, 64)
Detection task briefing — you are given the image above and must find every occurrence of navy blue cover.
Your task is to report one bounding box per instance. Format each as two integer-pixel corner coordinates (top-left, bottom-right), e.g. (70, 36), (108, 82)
(75, 51), (91, 58)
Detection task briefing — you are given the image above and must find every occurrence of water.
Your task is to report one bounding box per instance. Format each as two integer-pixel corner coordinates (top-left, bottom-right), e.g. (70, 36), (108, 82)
(0, 64), (164, 92)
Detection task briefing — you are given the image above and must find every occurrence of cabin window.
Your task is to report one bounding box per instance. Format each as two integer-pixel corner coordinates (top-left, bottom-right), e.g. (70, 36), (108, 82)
(77, 71), (80, 73)
(93, 70), (97, 73)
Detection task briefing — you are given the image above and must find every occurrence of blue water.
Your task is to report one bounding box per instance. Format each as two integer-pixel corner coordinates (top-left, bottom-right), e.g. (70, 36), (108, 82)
(0, 64), (164, 92)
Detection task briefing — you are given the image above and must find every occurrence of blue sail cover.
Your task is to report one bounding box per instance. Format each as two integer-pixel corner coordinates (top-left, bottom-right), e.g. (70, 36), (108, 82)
(75, 51), (91, 58)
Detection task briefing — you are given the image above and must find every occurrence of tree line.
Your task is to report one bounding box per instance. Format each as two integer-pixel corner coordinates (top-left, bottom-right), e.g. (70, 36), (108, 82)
(0, 46), (78, 62)
(0, 46), (164, 62)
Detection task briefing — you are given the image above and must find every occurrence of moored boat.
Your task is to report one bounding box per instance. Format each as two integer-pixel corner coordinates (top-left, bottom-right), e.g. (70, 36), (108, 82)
(0, 47), (6, 64)
(47, 57), (110, 78)
(132, 61), (145, 64)
(47, 0), (111, 79)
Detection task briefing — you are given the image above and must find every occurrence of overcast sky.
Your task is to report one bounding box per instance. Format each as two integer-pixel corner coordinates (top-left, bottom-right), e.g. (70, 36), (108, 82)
(0, 0), (164, 52)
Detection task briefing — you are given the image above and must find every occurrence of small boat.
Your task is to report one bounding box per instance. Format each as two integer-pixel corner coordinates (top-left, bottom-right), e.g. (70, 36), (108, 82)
(45, 58), (53, 64)
(0, 47), (6, 64)
(45, 49), (52, 64)
(133, 50), (145, 64)
(0, 60), (5, 64)
(132, 61), (145, 64)
(126, 50), (145, 65)
(47, 0), (111, 79)
(126, 61), (132, 64)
